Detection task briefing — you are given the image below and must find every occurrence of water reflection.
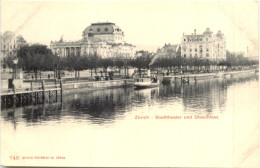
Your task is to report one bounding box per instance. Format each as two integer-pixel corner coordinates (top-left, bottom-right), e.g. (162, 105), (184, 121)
(1, 74), (258, 128)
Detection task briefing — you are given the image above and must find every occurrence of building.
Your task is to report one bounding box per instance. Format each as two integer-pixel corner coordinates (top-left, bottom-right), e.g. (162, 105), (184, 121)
(1, 31), (27, 71)
(181, 28), (226, 61)
(50, 22), (136, 59)
(156, 43), (180, 57)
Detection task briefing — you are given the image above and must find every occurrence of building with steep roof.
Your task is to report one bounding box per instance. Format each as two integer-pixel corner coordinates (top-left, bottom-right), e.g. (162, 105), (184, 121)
(1, 31), (27, 71)
(156, 43), (180, 57)
(181, 28), (226, 61)
(50, 22), (135, 59)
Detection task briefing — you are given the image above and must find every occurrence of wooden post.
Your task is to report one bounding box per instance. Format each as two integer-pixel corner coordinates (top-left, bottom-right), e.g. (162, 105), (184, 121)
(42, 81), (45, 102)
(20, 94), (22, 106)
(31, 82), (33, 104)
(13, 85), (16, 107)
(60, 80), (63, 101)
(55, 79), (58, 102)
(4, 95), (7, 108)
(49, 91), (51, 103)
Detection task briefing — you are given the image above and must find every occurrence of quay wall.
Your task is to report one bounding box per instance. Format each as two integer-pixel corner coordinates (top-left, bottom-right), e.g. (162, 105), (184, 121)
(62, 79), (134, 93)
(162, 70), (256, 84)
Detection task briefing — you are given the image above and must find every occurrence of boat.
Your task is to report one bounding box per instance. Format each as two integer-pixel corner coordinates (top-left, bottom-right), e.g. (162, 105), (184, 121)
(134, 77), (159, 89)
(181, 77), (189, 83)
(182, 78), (189, 83)
(214, 72), (224, 78)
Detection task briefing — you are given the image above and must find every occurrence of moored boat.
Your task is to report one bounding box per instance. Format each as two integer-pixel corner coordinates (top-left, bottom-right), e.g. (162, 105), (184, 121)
(134, 77), (159, 89)
(214, 72), (224, 78)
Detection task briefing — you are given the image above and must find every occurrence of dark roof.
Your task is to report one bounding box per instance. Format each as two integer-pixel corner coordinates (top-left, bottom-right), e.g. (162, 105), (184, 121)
(91, 22), (115, 26)
(83, 22), (124, 36)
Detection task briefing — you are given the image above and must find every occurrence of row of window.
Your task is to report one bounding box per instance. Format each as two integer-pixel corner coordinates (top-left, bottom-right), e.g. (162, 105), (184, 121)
(183, 48), (209, 52)
(89, 27), (109, 32)
(183, 53), (210, 58)
(184, 38), (209, 42)
(2, 44), (17, 50)
(115, 36), (123, 40)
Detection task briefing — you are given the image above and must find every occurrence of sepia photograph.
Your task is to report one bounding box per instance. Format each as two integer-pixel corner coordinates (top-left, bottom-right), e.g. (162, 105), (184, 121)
(0, 0), (259, 167)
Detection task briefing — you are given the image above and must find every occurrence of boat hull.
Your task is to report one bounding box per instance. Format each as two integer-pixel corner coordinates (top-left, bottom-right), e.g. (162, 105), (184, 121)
(134, 83), (159, 89)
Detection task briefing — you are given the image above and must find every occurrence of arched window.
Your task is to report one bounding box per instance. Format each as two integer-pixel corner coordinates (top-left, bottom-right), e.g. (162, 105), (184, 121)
(97, 28), (100, 32)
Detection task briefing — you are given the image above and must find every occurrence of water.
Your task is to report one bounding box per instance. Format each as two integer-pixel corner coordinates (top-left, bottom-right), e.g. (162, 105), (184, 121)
(1, 74), (259, 167)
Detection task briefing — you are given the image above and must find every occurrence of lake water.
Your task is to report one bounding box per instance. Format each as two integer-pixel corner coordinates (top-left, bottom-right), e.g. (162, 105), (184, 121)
(1, 74), (259, 167)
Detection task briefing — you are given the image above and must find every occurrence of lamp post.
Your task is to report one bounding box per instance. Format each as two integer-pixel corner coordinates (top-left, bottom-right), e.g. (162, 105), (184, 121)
(13, 57), (19, 79)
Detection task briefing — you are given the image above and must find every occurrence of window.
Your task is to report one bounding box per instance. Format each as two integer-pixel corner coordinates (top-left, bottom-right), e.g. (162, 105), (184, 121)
(200, 49), (203, 53)
(206, 53), (209, 57)
(89, 28), (93, 31)
(105, 28), (108, 32)
(206, 48), (209, 52)
(190, 54), (192, 58)
(14, 45), (16, 49)
(195, 49), (197, 52)
(184, 54), (186, 58)
(195, 53), (198, 57)
(190, 49), (192, 52)
(97, 28), (100, 32)
(184, 39), (186, 41)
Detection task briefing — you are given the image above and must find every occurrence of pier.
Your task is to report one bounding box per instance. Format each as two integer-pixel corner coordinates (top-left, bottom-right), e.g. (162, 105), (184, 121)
(1, 78), (135, 108)
(1, 80), (62, 108)
(162, 70), (256, 84)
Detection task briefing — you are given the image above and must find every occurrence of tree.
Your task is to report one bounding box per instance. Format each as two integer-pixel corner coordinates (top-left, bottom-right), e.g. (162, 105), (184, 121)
(101, 57), (114, 76)
(16, 44), (54, 80)
(132, 51), (153, 77)
(87, 53), (101, 77)
(114, 56), (124, 75)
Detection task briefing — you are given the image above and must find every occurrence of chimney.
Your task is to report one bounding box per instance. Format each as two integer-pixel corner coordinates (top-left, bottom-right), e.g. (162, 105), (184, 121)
(194, 29), (196, 35)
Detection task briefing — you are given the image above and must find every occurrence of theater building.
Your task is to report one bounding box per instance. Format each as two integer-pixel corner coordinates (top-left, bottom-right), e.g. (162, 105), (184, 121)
(50, 22), (136, 59)
(181, 28), (226, 61)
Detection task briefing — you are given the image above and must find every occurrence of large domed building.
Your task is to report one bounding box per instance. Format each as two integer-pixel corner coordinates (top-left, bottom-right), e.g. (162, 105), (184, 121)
(50, 22), (135, 58)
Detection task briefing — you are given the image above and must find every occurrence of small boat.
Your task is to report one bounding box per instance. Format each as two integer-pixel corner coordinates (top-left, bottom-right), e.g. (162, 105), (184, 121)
(181, 77), (189, 83)
(134, 77), (159, 89)
(182, 79), (189, 83)
(214, 72), (224, 78)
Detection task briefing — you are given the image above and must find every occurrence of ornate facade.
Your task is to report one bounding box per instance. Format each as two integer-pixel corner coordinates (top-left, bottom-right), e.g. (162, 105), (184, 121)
(1, 31), (27, 70)
(50, 22), (136, 58)
(181, 28), (226, 61)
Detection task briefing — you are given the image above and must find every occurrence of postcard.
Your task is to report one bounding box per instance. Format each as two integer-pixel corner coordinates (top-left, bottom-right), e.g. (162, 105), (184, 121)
(1, 1), (259, 167)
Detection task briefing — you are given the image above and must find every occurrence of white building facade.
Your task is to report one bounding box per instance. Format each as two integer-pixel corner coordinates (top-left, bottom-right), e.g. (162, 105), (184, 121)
(50, 22), (136, 59)
(181, 28), (226, 61)
(1, 31), (27, 71)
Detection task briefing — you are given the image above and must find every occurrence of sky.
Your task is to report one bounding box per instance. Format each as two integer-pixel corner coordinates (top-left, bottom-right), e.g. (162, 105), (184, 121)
(1, 1), (259, 56)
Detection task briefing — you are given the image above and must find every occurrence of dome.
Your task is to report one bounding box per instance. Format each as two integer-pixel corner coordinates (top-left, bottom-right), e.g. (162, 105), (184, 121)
(216, 30), (223, 38)
(203, 28), (212, 35)
(82, 22), (124, 37)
